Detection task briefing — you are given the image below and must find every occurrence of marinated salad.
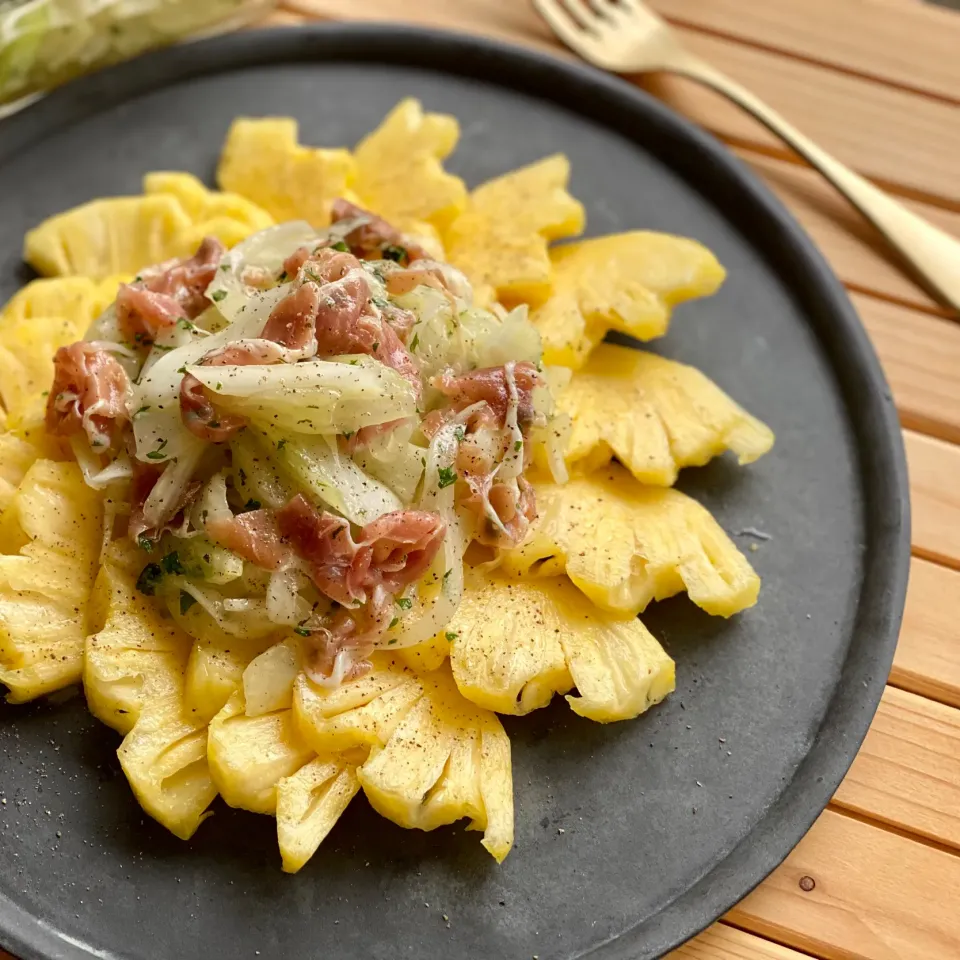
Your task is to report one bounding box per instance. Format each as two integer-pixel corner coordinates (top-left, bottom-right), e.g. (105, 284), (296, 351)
(46, 201), (568, 688)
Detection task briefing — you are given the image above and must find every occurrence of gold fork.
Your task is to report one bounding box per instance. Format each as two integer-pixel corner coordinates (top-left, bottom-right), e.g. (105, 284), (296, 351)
(533, 0), (960, 315)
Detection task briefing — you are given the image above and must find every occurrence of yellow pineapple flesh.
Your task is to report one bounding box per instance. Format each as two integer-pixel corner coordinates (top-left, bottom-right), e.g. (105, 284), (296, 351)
(500, 465), (760, 619)
(276, 757), (360, 873)
(117, 691), (218, 840)
(217, 117), (356, 227)
(295, 656), (514, 861)
(353, 98), (467, 233)
(1, 274), (126, 329)
(24, 194), (193, 279)
(447, 574), (674, 723)
(143, 171), (274, 254)
(445, 155), (585, 305)
(84, 561), (193, 735)
(0, 460), (101, 702)
(530, 231), (726, 368)
(560, 343), (774, 484)
(0, 313), (91, 427)
(207, 691), (314, 815)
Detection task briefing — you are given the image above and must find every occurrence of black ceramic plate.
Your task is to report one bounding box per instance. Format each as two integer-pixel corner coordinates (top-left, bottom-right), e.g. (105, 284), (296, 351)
(0, 25), (909, 960)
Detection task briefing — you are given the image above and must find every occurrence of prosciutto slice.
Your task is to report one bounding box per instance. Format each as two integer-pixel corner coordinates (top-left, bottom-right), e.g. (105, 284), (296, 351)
(46, 342), (130, 450)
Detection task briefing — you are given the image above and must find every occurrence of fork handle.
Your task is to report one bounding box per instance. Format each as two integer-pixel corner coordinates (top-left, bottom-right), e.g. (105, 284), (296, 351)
(673, 58), (960, 315)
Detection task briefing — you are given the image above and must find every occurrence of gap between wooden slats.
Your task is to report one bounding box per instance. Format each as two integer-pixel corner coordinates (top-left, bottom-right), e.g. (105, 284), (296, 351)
(726, 807), (960, 960)
(906, 431), (960, 571)
(647, 0), (960, 105)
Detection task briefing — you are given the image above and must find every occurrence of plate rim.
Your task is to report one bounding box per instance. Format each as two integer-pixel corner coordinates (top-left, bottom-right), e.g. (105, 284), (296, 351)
(0, 23), (911, 960)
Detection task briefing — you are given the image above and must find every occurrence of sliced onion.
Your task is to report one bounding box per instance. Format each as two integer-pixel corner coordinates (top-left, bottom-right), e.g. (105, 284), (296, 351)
(140, 438), (206, 531)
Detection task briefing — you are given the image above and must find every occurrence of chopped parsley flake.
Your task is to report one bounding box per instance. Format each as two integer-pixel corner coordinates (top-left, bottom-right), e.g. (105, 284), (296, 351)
(454, 426), (465, 442)
(137, 535), (154, 553)
(395, 597), (413, 610)
(135, 563), (164, 596)
(331, 240), (349, 252)
(437, 466), (458, 489)
(276, 439), (287, 451)
(388, 617), (400, 629)
(211, 290), (227, 302)
(294, 626), (311, 637)
(161, 551), (185, 575)
(410, 332), (420, 351)
(445, 631), (458, 642)
(179, 591), (197, 615)
(241, 499), (261, 512)
(514, 440), (523, 452)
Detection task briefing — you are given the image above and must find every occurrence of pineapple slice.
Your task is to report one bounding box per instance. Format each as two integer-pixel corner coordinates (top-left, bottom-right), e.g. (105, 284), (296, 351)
(447, 574), (674, 723)
(23, 172), (273, 279)
(446, 155), (585, 305)
(276, 757), (361, 874)
(561, 343), (774, 484)
(0, 432), (44, 517)
(24, 193), (193, 278)
(207, 691), (314, 814)
(500, 465), (760, 619)
(118, 691), (218, 840)
(1, 274), (125, 328)
(0, 313), (91, 427)
(295, 657), (514, 861)
(293, 657), (424, 755)
(207, 690), (361, 871)
(84, 562), (192, 735)
(0, 460), (101, 702)
(217, 117), (356, 227)
(353, 98), (467, 233)
(530, 231), (726, 368)
(143, 171), (274, 253)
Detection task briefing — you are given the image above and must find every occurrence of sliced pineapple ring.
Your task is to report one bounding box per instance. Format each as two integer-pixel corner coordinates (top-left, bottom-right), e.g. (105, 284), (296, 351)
(1, 274), (126, 329)
(207, 691), (314, 815)
(530, 231), (726, 368)
(217, 117), (357, 227)
(446, 155), (585, 305)
(295, 657), (514, 861)
(0, 460), (101, 702)
(84, 562), (193, 735)
(143, 171), (274, 252)
(561, 343), (774, 484)
(500, 465), (760, 619)
(353, 98), (467, 233)
(276, 757), (361, 874)
(118, 691), (218, 841)
(24, 194), (193, 278)
(24, 172), (274, 279)
(447, 574), (674, 723)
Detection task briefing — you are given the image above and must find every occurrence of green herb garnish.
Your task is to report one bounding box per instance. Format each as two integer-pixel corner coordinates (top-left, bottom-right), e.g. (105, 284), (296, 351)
(294, 626), (311, 637)
(211, 290), (227, 303)
(241, 499), (262, 513)
(331, 240), (349, 253)
(437, 467), (457, 489)
(135, 563), (164, 596)
(137, 535), (154, 553)
(381, 244), (408, 265)
(179, 591), (197, 615)
(395, 597), (413, 610)
(161, 551), (185, 575)
(445, 631), (458, 642)
(410, 332), (420, 351)
(388, 617), (400, 629)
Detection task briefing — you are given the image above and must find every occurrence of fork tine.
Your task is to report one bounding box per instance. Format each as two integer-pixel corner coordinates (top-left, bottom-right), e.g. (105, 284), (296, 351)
(532, 0), (593, 50)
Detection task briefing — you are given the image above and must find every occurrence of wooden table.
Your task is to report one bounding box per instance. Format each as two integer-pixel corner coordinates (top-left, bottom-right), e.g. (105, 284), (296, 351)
(259, 2), (960, 957)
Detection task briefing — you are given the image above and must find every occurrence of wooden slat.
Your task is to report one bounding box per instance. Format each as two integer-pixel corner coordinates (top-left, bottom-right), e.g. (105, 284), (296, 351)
(669, 923), (813, 959)
(285, 0), (960, 208)
(727, 808), (960, 960)
(648, 0), (960, 103)
(833, 686), (960, 851)
(905, 431), (960, 571)
(640, 29), (960, 209)
(855, 294), (960, 445)
(737, 150), (960, 317)
(890, 558), (960, 707)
